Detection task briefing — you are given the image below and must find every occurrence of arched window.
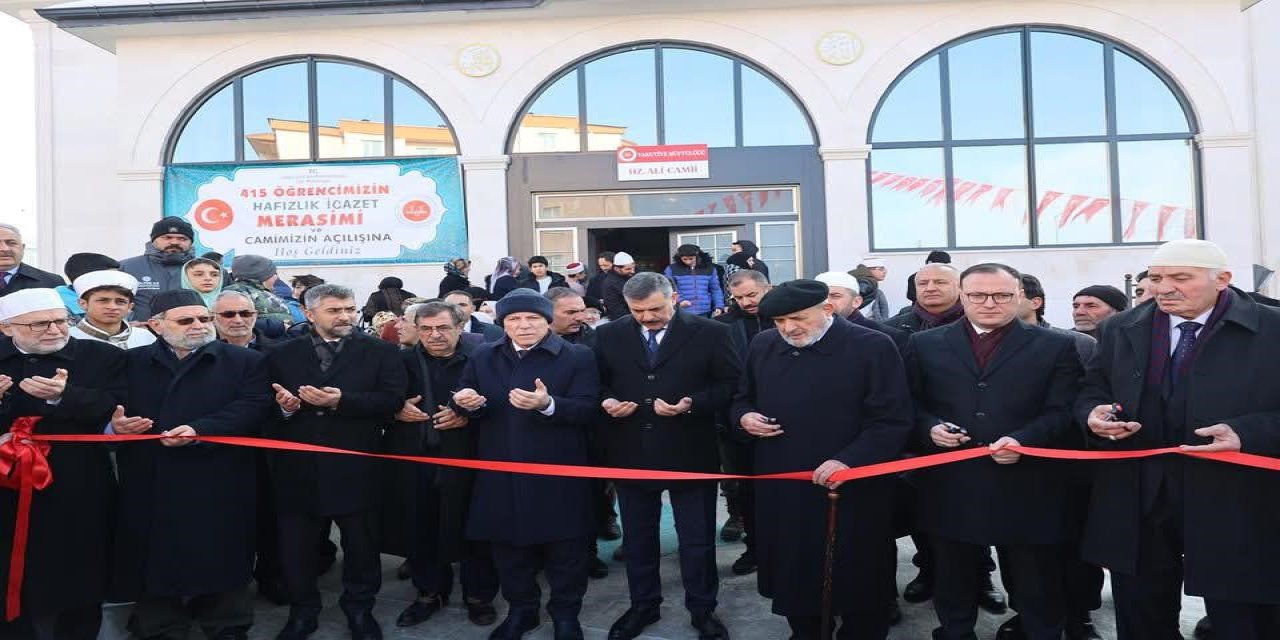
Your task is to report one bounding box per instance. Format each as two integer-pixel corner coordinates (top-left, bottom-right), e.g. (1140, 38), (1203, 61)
(867, 27), (1198, 250)
(509, 43), (814, 153)
(167, 56), (456, 164)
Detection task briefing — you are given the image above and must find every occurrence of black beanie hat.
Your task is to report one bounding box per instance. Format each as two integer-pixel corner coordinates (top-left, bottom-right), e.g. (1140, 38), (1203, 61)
(1074, 285), (1129, 312)
(151, 217), (195, 241)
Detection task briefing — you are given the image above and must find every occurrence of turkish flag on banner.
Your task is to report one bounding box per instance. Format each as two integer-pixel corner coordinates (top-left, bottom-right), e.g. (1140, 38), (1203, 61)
(1123, 201), (1151, 240)
(1072, 198), (1111, 224)
(1057, 194), (1090, 228)
(963, 183), (993, 206)
(990, 188), (1015, 210)
(1157, 205), (1179, 241)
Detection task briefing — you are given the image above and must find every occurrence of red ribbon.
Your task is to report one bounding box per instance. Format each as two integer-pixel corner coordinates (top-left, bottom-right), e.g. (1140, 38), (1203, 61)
(8, 428), (1280, 621)
(0, 417), (49, 621)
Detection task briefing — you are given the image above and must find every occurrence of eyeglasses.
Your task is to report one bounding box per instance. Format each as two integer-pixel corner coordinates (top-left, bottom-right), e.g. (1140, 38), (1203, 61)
(418, 325), (460, 336)
(964, 292), (1017, 304)
(7, 318), (68, 332)
(170, 315), (214, 326)
(217, 310), (257, 319)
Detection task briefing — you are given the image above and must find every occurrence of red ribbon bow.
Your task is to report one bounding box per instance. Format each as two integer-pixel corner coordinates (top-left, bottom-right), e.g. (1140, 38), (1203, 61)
(0, 416), (49, 621)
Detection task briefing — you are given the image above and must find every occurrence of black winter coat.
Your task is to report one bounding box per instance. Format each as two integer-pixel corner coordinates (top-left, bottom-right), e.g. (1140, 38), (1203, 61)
(381, 340), (478, 560)
(904, 320), (1083, 545)
(1076, 289), (1280, 602)
(266, 333), (406, 516)
(0, 338), (123, 617)
(602, 271), (632, 321)
(731, 318), (912, 616)
(593, 312), (740, 474)
(456, 334), (599, 545)
(113, 341), (271, 598)
(0, 264), (65, 296)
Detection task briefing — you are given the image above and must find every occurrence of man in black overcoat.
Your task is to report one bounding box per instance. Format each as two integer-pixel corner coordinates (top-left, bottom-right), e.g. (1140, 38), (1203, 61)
(381, 300), (498, 630)
(904, 264), (1083, 640)
(451, 288), (600, 640)
(1078, 239), (1280, 640)
(265, 284), (407, 640)
(594, 273), (740, 640)
(0, 289), (123, 639)
(0, 226), (65, 297)
(731, 279), (912, 640)
(110, 289), (271, 639)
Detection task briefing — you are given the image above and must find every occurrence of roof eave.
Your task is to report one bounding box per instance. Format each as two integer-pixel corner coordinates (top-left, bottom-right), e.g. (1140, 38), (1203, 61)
(36, 0), (542, 27)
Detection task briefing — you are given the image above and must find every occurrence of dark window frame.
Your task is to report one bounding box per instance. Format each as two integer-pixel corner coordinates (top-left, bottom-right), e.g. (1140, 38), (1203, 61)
(505, 40), (818, 154)
(164, 54), (458, 165)
(865, 25), (1203, 251)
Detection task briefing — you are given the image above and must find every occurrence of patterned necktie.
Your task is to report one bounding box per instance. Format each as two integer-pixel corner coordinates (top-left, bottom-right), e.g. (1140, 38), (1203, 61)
(1169, 321), (1203, 386)
(646, 329), (661, 366)
(1, 272), (10, 289)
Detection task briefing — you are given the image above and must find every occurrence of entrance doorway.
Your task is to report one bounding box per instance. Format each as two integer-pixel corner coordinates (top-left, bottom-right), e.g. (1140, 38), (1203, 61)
(590, 227), (672, 274)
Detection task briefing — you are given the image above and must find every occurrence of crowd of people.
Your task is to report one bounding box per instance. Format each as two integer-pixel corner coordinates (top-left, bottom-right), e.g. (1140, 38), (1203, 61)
(2, 217), (1280, 640)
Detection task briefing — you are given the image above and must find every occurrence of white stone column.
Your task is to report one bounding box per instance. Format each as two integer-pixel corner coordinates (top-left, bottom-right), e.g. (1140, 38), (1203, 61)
(820, 146), (872, 270)
(459, 155), (511, 270)
(26, 15), (57, 270)
(1197, 133), (1260, 285)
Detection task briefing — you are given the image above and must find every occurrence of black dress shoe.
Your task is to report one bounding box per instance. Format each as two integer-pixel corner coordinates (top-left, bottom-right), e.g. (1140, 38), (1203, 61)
(731, 550), (757, 576)
(1193, 615), (1213, 639)
(598, 519), (622, 541)
(1065, 617), (1102, 640)
(608, 605), (661, 640)
(887, 600), (902, 626)
(720, 516), (744, 542)
(347, 611), (383, 640)
(902, 571), (933, 603)
(691, 611), (730, 639)
(274, 615), (318, 640)
(995, 615), (1026, 640)
(554, 619), (586, 640)
(976, 573), (1006, 614)
(466, 599), (498, 626)
(589, 555), (610, 579)
(489, 611), (540, 639)
(396, 593), (445, 627)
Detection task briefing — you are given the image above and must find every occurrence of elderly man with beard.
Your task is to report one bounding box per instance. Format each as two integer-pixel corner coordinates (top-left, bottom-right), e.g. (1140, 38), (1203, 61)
(381, 301), (499, 631)
(118, 217), (196, 320)
(732, 280), (912, 640)
(0, 289), (124, 639)
(109, 289), (271, 640)
(451, 288), (599, 640)
(266, 284), (406, 640)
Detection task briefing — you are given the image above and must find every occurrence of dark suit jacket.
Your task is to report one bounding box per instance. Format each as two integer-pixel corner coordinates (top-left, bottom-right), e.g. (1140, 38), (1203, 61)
(1, 263), (65, 296)
(265, 332), (407, 515)
(1075, 289), (1280, 602)
(593, 311), (740, 473)
(468, 316), (504, 342)
(904, 320), (1083, 545)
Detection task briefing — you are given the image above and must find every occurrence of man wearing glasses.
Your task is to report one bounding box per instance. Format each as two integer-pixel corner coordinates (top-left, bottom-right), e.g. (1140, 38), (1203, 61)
(110, 288), (272, 640)
(903, 264), (1083, 640)
(382, 300), (499, 631)
(213, 290), (269, 351)
(265, 284), (406, 640)
(0, 288), (125, 639)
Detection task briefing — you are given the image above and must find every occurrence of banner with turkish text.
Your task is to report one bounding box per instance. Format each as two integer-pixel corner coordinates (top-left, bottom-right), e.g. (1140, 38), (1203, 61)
(163, 158), (467, 266)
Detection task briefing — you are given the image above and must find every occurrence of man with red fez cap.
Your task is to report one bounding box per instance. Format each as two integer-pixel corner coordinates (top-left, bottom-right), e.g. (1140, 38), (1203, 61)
(731, 279), (912, 640)
(1080, 239), (1280, 639)
(0, 289), (124, 639)
(111, 288), (271, 640)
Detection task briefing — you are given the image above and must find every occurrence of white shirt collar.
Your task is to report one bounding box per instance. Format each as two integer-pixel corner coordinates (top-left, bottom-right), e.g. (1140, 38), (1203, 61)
(1169, 308), (1213, 332)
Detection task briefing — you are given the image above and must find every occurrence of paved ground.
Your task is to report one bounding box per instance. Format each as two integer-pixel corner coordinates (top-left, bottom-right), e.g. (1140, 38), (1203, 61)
(243, 500), (1207, 639)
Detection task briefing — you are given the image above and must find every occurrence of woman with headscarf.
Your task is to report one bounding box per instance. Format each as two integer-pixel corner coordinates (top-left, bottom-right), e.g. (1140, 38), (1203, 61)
(724, 240), (770, 281)
(483, 256), (528, 300)
(439, 258), (472, 298)
(180, 257), (224, 308)
(362, 277), (416, 324)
